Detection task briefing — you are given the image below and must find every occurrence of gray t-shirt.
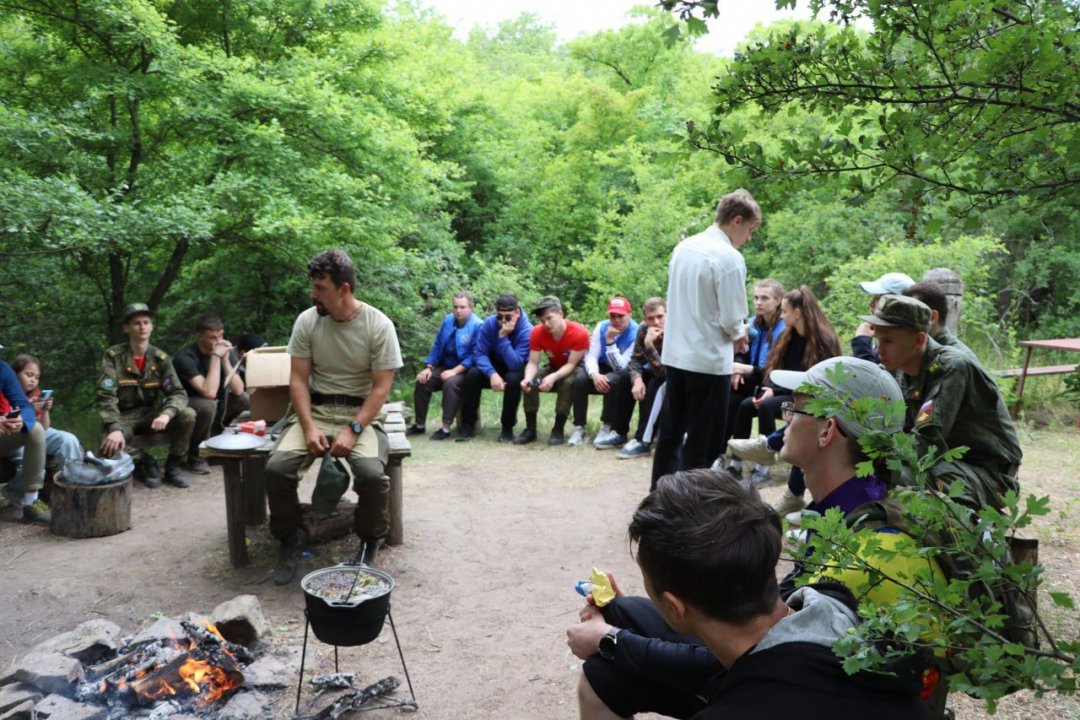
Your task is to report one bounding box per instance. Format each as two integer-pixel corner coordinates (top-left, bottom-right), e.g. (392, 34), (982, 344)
(287, 304), (403, 397)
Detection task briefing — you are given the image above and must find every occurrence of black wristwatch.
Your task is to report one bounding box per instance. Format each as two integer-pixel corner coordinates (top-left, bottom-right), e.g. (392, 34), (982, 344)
(598, 627), (621, 661)
(348, 420), (364, 435)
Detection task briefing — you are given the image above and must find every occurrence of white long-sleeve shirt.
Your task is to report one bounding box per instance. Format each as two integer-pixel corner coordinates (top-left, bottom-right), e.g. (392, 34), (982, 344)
(661, 223), (748, 375)
(584, 320), (637, 376)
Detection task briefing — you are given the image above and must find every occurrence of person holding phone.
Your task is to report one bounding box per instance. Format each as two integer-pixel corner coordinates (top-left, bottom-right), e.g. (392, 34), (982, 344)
(0, 352), (49, 524)
(10, 354), (83, 490)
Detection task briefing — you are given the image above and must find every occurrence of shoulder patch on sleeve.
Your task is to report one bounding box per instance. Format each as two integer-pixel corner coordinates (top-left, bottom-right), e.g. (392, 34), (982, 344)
(106, 348), (118, 358)
(915, 400), (934, 427)
(153, 348), (169, 360)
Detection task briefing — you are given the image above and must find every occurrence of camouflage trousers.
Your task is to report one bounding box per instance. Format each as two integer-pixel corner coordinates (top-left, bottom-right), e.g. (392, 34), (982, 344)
(928, 459), (1020, 511)
(102, 406), (197, 459)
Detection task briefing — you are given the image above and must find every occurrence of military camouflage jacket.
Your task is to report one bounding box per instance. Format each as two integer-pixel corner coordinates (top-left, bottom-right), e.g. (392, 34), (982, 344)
(900, 338), (1022, 472)
(97, 343), (188, 431)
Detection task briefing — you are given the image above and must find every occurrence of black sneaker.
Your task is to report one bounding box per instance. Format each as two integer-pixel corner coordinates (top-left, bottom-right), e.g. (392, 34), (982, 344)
(548, 428), (565, 445)
(497, 428), (514, 443)
(455, 427), (475, 442)
(187, 456), (211, 475)
(430, 428), (452, 441)
(164, 458), (192, 488)
(273, 530), (306, 585)
(404, 424), (425, 437)
(512, 428), (537, 445)
(140, 457), (163, 489)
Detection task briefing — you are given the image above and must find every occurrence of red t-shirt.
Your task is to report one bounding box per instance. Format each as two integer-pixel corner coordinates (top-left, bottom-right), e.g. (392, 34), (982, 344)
(530, 321), (590, 369)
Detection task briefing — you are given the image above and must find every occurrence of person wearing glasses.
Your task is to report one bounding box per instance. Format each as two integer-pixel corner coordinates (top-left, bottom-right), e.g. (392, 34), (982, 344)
(460, 294), (533, 443)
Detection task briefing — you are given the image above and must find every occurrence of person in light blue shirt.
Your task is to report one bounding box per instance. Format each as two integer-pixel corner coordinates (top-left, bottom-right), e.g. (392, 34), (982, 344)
(406, 292), (483, 441)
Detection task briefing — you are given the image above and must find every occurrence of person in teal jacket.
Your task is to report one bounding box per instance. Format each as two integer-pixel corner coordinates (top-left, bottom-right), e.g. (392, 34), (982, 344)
(406, 292), (484, 441)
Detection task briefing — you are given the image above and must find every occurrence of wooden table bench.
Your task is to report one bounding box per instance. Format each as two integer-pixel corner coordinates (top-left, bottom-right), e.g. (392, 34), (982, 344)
(1003, 338), (1080, 419)
(200, 401), (412, 567)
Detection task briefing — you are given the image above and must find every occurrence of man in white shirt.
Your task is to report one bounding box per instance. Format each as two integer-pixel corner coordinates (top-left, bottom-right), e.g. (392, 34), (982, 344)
(569, 296), (638, 448)
(651, 189), (759, 488)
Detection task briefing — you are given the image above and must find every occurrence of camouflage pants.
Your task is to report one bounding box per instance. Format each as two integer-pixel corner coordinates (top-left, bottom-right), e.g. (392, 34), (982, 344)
(928, 459), (1020, 511)
(102, 406), (197, 459)
(522, 365), (575, 417)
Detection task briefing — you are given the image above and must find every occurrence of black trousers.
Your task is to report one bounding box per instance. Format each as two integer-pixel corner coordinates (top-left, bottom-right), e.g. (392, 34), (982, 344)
(617, 369), (663, 442)
(461, 366), (525, 432)
(571, 367), (630, 432)
(650, 367), (731, 489)
(730, 391), (789, 442)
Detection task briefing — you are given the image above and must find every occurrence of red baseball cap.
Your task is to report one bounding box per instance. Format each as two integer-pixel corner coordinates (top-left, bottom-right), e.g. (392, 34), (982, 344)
(607, 297), (632, 315)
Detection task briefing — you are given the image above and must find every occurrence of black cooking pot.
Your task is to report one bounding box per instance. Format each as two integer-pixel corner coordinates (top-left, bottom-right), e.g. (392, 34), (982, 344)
(300, 563), (395, 647)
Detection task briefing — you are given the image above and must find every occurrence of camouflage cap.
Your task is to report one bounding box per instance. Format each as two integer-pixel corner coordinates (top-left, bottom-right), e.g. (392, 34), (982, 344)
(532, 295), (563, 316)
(122, 303), (153, 324)
(858, 294), (931, 331)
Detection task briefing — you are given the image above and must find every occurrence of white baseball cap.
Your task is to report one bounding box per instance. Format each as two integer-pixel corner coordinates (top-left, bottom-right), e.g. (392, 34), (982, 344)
(859, 272), (915, 296)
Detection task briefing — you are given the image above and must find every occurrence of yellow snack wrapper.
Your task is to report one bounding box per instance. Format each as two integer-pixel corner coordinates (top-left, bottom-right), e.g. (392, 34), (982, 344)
(589, 566), (616, 607)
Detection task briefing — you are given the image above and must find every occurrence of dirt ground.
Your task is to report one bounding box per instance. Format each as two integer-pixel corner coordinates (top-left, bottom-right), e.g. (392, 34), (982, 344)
(2, 426), (1078, 719)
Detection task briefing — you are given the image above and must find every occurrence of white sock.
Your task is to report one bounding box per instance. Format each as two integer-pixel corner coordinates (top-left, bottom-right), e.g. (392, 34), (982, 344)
(22, 491), (39, 507)
(729, 459), (743, 470)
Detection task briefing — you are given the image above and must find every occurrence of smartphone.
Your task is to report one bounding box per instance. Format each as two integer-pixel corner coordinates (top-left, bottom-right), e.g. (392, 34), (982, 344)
(5, 408), (21, 419)
(753, 386), (766, 399)
(40, 389), (54, 401)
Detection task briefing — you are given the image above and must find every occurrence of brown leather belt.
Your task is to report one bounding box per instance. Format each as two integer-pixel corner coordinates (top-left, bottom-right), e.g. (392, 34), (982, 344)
(310, 391), (366, 406)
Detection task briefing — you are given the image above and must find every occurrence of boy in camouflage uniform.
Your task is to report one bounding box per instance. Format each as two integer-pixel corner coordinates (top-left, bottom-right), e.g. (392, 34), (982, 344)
(861, 294), (1021, 510)
(96, 303), (196, 488)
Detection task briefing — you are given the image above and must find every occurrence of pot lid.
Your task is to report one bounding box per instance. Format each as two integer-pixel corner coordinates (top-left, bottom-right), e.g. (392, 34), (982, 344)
(205, 432), (272, 452)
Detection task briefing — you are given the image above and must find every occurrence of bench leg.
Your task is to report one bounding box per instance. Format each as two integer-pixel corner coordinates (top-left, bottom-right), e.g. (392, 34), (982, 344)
(221, 457), (249, 567)
(387, 458), (404, 546)
(1011, 346), (1034, 419)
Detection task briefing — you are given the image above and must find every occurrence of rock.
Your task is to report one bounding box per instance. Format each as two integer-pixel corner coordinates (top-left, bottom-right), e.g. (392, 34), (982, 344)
(129, 618), (187, 647)
(211, 595), (267, 647)
(181, 612), (211, 630)
(31, 693), (107, 720)
(241, 655), (297, 688)
(0, 683), (42, 714)
(32, 620), (121, 664)
(0, 699), (34, 720)
(12, 652), (84, 694)
(217, 690), (269, 720)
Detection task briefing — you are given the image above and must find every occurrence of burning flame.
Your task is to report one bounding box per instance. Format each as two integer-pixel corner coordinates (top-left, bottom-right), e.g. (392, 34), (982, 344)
(178, 656), (240, 706)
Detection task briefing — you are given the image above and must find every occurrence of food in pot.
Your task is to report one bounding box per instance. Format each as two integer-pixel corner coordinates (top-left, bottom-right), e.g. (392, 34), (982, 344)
(304, 569), (392, 604)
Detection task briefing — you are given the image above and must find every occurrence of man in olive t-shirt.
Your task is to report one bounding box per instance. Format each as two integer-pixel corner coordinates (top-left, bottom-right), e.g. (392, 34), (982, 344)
(265, 250), (403, 585)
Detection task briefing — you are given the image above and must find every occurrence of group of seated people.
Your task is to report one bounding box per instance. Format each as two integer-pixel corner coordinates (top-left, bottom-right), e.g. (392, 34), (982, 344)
(404, 292), (668, 458)
(0, 303), (267, 524)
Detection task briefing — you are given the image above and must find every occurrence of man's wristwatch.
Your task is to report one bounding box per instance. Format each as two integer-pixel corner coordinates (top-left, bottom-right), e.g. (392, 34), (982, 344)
(348, 420), (364, 435)
(598, 627), (621, 661)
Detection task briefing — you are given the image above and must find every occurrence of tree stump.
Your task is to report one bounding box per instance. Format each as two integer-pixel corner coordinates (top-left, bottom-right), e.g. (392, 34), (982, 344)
(50, 475), (133, 538)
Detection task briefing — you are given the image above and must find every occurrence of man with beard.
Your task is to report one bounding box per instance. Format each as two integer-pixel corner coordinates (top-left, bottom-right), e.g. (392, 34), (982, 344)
(264, 250), (403, 585)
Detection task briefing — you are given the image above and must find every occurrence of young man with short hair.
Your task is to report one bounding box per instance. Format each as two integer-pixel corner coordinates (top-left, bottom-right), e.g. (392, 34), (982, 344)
(264, 249), (403, 584)
(616, 297), (666, 459)
(901, 281), (976, 361)
(570, 296), (638, 448)
(516, 296), (589, 445)
(862, 294), (1021, 510)
(405, 292), (482, 441)
(652, 190), (758, 487)
(173, 313), (250, 473)
(851, 271), (916, 363)
(461, 293), (533, 442)
(96, 304), (196, 489)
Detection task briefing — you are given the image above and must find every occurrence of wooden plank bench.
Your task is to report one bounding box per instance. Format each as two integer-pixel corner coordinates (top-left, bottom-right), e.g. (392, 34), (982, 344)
(1003, 338), (1080, 419)
(997, 364), (1077, 379)
(200, 401), (412, 568)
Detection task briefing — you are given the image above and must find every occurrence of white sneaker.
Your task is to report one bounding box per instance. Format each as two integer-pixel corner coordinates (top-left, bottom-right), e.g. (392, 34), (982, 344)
(728, 435), (778, 466)
(592, 425), (613, 446)
(567, 426), (586, 447)
(785, 510), (803, 527)
(773, 489), (807, 517)
(749, 465), (772, 487)
(617, 439), (651, 459)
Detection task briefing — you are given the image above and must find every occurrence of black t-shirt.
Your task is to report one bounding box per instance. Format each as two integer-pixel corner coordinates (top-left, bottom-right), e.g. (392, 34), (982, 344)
(173, 342), (241, 398)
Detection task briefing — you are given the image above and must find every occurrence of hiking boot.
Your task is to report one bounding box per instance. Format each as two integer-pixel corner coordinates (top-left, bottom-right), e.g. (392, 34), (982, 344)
(512, 428), (537, 445)
(728, 435), (777, 466)
(617, 439), (651, 459)
(430, 428), (451, 441)
(548, 427), (566, 445)
(273, 529), (306, 585)
(22, 499), (51, 525)
(455, 426), (475, 442)
(749, 465), (773, 487)
(187, 456), (211, 475)
(497, 427), (514, 443)
(594, 433), (627, 450)
(139, 457), (163, 489)
(773, 488), (806, 517)
(163, 458), (192, 488)
(404, 424), (425, 437)
(567, 426), (586, 447)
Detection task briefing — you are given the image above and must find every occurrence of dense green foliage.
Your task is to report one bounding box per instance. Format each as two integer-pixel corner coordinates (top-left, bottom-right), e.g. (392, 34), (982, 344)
(1, 0), (1075, 428)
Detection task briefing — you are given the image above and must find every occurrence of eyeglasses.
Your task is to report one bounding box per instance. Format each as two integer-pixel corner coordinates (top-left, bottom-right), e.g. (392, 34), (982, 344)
(496, 312), (515, 321)
(781, 401), (815, 422)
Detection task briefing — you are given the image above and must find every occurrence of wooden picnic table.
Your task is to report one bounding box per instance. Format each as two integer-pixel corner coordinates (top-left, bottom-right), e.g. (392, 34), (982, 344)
(1009, 338), (1080, 418)
(200, 401), (412, 568)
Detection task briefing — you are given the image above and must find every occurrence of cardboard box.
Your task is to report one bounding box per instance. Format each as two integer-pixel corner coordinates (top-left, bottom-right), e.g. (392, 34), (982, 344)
(245, 346), (291, 421)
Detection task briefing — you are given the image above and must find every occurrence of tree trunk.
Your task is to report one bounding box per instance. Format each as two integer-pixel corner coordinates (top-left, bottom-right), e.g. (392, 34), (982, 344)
(51, 475), (133, 538)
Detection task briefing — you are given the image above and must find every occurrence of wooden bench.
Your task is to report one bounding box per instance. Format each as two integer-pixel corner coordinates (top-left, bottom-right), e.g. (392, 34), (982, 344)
(1003, 338), (1080, 419)
(997, 364), (1077, 379)
(200, 401), (412, 568)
